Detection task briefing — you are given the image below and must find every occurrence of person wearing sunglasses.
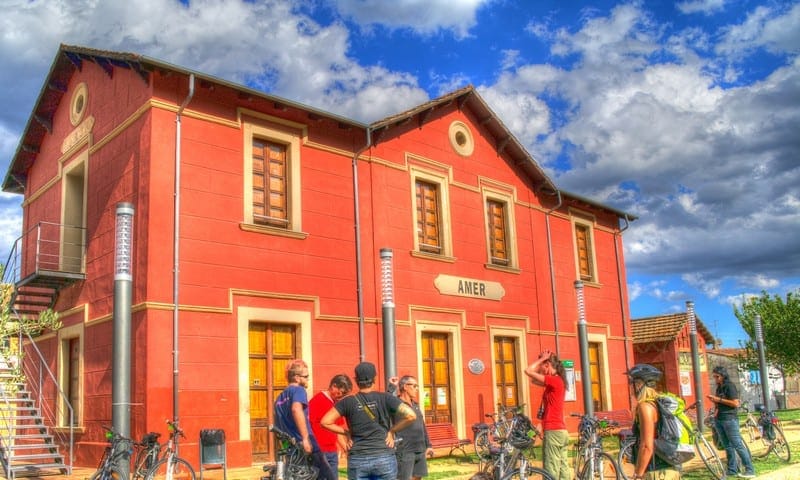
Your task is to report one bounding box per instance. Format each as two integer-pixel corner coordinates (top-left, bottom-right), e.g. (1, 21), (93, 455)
(388, 376), (434, 480)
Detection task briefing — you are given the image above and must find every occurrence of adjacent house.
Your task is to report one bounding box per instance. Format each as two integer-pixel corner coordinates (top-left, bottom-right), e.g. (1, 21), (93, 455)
(2, 44), (638, 468)
(630, 311), (715, 410)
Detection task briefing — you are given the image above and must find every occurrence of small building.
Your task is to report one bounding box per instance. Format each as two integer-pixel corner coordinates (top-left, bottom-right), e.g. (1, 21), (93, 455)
(631, 311), (715, 409)
(2, 44), (638, 468)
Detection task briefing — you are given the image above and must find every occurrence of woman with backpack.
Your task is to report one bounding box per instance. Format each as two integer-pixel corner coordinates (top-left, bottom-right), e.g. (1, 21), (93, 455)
(626, 364), (680, 480)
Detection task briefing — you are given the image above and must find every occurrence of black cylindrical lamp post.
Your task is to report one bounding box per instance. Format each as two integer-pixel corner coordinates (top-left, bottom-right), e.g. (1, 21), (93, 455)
(380, 248), (397, 386)
(575, 281), (593, 417)
(755, 314), (770, 411)
(113, 203), (134, 477)
(686, 301), (704, 431)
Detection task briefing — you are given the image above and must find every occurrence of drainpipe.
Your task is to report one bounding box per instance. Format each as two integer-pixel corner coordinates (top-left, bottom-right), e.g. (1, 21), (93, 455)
(614, 214), (631, 372)
(173, 74), (194, 432)
(544, 190), (563, 356)
(614, 214), (633, 410)
(352, 129), (372, 361)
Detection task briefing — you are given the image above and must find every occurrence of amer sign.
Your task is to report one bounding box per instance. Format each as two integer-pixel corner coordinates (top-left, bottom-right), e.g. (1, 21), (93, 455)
(434, 274), (505, 301)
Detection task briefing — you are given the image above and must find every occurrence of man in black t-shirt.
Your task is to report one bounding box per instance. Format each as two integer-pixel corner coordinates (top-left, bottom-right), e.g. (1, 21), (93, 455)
(708, 365), (756, 478)
(321, 362), (416, 480)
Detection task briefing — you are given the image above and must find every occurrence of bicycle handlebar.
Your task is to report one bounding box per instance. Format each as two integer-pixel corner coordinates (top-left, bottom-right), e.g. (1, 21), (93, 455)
(269, 424), (297, 446)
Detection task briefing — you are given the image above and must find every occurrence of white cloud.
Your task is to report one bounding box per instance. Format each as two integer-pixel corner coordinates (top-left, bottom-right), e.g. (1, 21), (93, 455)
(676, 0), (727, 15)
(716, 4), (800, 59)
(332, 0), (490, 39)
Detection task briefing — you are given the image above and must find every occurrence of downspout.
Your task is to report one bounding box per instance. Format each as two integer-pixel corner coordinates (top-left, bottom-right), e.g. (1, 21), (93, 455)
(352, 128), (372, 362)
(544, 190), (563, 356)
(614, 214), (632, 376)
(173, 74), (194, 427)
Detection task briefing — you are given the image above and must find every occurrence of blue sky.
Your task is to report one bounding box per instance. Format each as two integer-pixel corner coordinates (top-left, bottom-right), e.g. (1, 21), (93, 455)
(1, 0), (798, 347)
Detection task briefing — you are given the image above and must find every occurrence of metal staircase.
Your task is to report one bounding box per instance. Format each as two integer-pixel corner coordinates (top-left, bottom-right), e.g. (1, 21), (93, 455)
(0, 363), (69, 479)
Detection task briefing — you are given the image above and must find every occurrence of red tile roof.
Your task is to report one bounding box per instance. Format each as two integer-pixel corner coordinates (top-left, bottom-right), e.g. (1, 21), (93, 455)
(631, 312), (716, 345)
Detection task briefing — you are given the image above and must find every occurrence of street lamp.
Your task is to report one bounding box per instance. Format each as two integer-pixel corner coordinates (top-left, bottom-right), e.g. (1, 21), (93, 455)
(686, 301), (704, 431)
(380, 248), (397, 386)
(755, 314), (770, 411)
(574, 281), (593, 416)
(113, 203), (134, 477)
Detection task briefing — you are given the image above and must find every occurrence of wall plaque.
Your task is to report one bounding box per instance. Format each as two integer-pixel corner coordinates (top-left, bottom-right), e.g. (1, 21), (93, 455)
(468, 358), (485, 375)
(434, 274), (505, 301)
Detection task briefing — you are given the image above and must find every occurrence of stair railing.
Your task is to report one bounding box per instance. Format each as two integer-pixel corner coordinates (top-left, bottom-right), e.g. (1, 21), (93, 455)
(18, 326), (74, 474)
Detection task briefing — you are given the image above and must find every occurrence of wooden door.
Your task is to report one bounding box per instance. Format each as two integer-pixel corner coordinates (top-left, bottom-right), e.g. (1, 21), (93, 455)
(494, 336), (519, 408)
(588, 342), (605, 411)
(421, 332), (452, 423)
(249, 323), (296, 461)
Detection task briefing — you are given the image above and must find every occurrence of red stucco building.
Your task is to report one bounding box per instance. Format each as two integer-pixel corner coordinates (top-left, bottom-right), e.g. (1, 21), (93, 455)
(3, 44), (638, 468)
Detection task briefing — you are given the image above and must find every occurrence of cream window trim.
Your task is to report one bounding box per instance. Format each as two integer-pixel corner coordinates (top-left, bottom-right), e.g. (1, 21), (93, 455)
(482, 188), (519, 270)
(243, 121), (303, 233)
(236, 306), (312, 441)
(489, 327), (530, 410)
(571, 213), (599, 284)
(410, 167), (453, 257)
(57, 323), (84, 427)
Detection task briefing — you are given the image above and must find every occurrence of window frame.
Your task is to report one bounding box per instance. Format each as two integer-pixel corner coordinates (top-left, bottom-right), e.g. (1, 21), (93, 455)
(242, 117), (305, 238)
(410, 167), (453, 260)
(57, 323), (83, 429)
(571, 212), (598, 283)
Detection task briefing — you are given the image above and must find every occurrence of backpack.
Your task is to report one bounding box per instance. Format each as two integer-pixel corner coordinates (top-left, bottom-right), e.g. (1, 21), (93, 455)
(653, 392), (696, 466)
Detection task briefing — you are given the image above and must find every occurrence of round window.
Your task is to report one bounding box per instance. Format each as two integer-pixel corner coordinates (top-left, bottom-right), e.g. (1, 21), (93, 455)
(70, 83), (88, 126)
(448, 121), (474, 156)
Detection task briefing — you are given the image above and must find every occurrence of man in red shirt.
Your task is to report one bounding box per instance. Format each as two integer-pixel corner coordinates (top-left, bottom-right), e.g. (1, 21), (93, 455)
(309, 374), (353, 474)
(525, 349), (569, 480)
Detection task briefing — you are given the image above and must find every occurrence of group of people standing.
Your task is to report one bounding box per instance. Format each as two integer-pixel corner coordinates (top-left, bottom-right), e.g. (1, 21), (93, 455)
(273, 359), (429, 480)
(273, 355), (758, 480)
(525, 352), (757, 480)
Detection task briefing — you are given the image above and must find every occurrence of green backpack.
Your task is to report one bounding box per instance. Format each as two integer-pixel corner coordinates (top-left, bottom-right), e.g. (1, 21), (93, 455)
(654, 392), (696, 466)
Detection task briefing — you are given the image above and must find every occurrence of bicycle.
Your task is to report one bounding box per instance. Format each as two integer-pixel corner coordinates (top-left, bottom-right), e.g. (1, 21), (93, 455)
(261, 424), (318, 480)
(145, 420), (196, 480)
(477, 412), (553, 480)
(740, 403), (791, 462)
(90, 426), (134, 480)
(132, 431), (163, 480)
(474, 404), (526, 461)
(570, 413), (621, 480)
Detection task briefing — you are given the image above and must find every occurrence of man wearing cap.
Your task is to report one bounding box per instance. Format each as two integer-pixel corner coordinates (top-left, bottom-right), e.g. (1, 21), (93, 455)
(321, 361), (417, 480)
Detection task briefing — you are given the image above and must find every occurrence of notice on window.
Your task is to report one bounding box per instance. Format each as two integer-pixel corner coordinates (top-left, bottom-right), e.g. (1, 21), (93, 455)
(564, 362), (576, 402)
(437, 387), (447, 405)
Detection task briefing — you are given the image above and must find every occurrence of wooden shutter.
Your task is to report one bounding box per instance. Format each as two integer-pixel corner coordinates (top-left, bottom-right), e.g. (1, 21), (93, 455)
(494, 336), (519, 408)
(416, 180), (441, 253)
(575, 223), (593, 280)
(487, 199), (508, 265)
(253, 139), (288, 227)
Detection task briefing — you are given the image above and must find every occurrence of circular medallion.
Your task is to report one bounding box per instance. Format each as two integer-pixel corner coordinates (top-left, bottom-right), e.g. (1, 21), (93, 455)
(468, 358), (485, 375)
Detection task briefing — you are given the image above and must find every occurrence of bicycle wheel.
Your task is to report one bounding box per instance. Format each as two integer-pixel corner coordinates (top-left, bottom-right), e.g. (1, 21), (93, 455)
(694, 433), (725, 480)
(89, 465), (125, 480)
(475, 428), (492, 461)
(769, 425), (791, 462)
(616, 439), (635, 480)
(578, 451), (621, 480)
(500, 465), (555, 480)
(572, 443), (586, 480)
(146, 457), (196, 480)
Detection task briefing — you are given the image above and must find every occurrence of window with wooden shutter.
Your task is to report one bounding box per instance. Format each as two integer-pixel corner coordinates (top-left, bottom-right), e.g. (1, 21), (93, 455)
(416, 180), (441, 254)
(487, 199), (509, 266)
(575, 223), (594, 281)
(493, 336), (519, 408)
(253, 139), (289, 228)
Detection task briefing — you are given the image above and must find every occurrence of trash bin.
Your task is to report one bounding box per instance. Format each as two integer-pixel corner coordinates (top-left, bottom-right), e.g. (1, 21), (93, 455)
(199, 429), (226, 480)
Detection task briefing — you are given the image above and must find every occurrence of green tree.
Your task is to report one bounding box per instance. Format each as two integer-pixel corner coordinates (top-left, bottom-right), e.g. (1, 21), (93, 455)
(734, 290), (800, 376)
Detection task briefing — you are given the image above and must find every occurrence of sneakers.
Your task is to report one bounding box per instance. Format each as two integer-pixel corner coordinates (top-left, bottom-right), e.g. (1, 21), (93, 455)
(738, 473), (756, 478)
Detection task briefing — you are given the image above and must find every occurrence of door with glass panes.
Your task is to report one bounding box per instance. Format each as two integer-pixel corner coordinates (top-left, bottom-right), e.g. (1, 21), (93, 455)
(421, 332), (453, 423)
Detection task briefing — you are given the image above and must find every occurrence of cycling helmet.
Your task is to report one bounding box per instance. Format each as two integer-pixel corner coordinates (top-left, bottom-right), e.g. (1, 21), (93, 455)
(625, 364), (662, 385)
